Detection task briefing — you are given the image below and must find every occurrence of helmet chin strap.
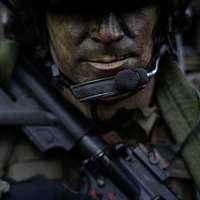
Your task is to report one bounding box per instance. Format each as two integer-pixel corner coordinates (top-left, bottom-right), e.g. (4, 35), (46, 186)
(53, 46), (166, 103)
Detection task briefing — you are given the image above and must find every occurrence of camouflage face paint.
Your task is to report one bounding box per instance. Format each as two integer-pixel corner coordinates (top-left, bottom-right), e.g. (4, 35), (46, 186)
(47, 6), (158, 83)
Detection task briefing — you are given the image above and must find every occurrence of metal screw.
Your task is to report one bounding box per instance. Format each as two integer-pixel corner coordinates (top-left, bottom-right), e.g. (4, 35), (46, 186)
(97, 176), (105, 187)
(148, 151), (160, 165)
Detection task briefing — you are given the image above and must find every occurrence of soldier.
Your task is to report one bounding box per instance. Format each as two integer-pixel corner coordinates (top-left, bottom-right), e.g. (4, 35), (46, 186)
(0, 0), (200, 199)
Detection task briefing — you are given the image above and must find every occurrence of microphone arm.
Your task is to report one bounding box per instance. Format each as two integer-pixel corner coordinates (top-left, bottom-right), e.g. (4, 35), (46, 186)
(69, 56), (161, 102)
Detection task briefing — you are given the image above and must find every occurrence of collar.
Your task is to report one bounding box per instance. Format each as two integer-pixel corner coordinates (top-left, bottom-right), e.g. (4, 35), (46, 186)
(132, 106), (159, 136)
(98, 105), (159, 138)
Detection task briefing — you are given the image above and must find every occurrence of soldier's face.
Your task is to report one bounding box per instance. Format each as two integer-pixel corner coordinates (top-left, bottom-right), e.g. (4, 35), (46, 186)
(47, 6), (158, 83)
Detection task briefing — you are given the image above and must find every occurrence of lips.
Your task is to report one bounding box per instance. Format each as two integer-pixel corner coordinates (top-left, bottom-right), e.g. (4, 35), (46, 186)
(83, 55), (136, 70)
(88, 59), (129, 70)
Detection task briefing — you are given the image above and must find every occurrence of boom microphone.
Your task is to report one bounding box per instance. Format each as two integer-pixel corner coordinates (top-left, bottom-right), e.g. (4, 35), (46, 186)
(67, 56), (161, 102)
(115, 69), (149, 91)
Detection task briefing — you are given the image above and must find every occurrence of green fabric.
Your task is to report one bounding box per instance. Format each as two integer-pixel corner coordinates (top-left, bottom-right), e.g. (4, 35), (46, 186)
(117, 107), (158, 142)
(0, 39), (19, 87)
(156, 56), (200, 188)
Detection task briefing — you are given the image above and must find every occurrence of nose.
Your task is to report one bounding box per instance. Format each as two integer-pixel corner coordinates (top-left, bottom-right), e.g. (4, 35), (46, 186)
(90, 13), (124, 44)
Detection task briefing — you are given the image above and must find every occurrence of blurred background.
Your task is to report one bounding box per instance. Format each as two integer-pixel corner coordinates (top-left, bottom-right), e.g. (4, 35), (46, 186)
(182, 0), (200, 89)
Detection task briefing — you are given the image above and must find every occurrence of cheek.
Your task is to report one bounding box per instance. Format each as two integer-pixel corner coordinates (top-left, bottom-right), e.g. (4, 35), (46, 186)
(139, 25), (154, 65)
(124, 14), (147, 38)
(53, 30), (77, 78)
(123, 7), (157, 66)
(47, 16), (85, 79)
(125, 16), (155, 65)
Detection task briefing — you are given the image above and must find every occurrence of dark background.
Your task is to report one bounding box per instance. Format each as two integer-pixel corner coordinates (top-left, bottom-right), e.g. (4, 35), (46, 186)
(183, 0), (200, 72)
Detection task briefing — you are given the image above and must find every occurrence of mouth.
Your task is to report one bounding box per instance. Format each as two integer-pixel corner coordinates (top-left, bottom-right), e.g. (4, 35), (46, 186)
(83, 56), (136, 70)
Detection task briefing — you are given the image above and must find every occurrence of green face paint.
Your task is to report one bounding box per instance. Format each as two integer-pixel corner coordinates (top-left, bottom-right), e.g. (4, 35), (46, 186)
(47, 6), (158, 83)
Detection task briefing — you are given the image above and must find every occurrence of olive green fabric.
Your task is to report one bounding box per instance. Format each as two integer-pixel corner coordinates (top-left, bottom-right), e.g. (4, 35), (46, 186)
(0, 39), (19, 87)
(6, 137), (64, 181)
(156, 56), (200, 188)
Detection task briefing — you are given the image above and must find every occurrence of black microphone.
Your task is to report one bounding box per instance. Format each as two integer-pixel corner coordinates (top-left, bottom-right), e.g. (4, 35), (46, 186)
(70, 66), (157, 102)
(70, 68), (151, 101)
(115, 69), (149, 91)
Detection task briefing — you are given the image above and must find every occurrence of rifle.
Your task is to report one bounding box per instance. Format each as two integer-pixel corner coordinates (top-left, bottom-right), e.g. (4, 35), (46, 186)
(0, 62), (181, 200)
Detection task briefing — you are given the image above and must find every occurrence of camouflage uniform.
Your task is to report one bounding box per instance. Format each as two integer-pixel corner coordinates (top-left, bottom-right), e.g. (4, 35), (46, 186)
(0, 55), (199, 200)
(0, 1), (200, 200)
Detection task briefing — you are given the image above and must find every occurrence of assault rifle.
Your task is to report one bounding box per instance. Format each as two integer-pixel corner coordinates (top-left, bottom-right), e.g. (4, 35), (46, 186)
(0, 62), (181, 200)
